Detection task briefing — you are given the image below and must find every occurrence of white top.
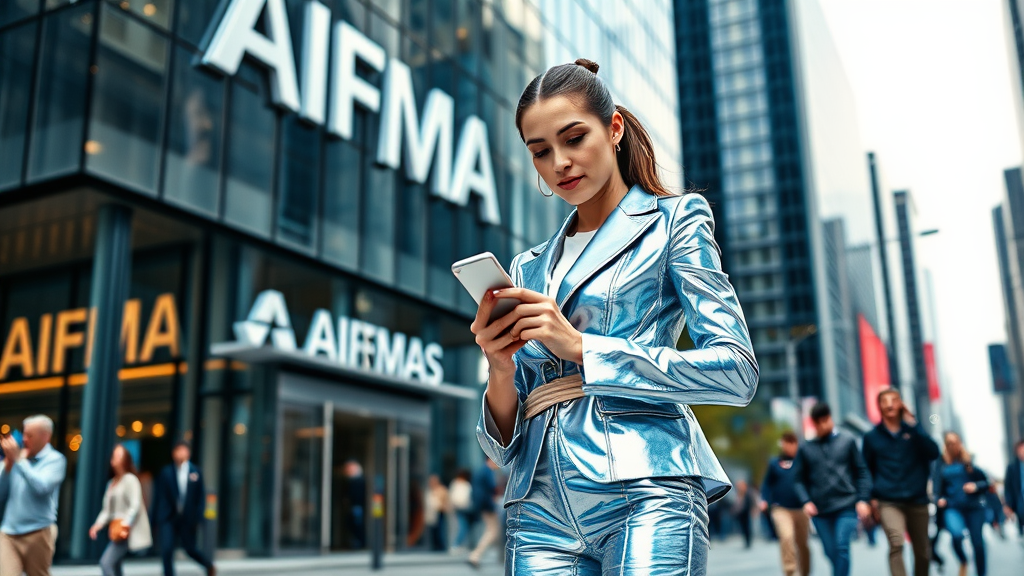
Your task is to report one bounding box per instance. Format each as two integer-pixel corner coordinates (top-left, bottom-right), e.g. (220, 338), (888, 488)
(548, 230), (597, 297)
(177, 462), (189, 509)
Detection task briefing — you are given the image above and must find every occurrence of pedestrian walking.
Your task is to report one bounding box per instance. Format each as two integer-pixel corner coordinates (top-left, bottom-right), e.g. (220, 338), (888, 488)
(0, 415), (66, 576)
(152, 441), (216, 576)
(792, 403), (872, 576)
(467, 459), (499, 569)
(934, 432), (990, 576)
(861, 388), (940, 576)
(760, 431), (811, 576)
(90, 444), (153, 576)
(472, 58), (757, 575)
(448, 470), (473, 551)
(730, 480), (755, 548)
(423, 474), (449, 551)
(1003, 439), (1024, 541)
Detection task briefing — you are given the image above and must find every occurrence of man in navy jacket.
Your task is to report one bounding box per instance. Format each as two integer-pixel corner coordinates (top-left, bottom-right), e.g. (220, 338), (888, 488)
(862, 389), (939, 576)
(152, 441), (216, 576)
(1004, 439), (1024, 539)
(760, 431), (810, 576)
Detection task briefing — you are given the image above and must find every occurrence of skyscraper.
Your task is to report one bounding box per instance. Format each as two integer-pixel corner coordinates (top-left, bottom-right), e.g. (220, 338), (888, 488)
(993, 169), (1024, 454)
(674, 0), (877, 426)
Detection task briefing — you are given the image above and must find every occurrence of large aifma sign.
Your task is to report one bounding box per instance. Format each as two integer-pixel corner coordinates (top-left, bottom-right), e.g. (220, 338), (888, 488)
(202, 0), (501, 224)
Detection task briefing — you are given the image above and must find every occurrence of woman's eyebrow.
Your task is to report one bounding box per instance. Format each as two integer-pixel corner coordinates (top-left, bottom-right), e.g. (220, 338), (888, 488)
(525, 121), (584, 146)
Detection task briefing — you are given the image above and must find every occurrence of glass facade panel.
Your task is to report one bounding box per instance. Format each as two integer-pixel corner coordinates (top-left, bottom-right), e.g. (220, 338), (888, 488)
(86, 4), (168, 194)
(28, 4), (93, 182)
(113, 0), (173, 30)
(174, 0), (220, 47)
(223, 77), (276, 237)
(163, 45), (225, 215)
(359, 159), (396, 283)
(322, 140), (362, 269)
(276, 117), (321, 251)
(0, 0), (38, 29)
(0, 22), (36, 190)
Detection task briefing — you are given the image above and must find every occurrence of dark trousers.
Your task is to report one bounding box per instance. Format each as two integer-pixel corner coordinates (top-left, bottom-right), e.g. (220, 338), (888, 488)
(812, 508), (859, 576)
(159, 520), (212, 576)
(945, 508), (986, 576)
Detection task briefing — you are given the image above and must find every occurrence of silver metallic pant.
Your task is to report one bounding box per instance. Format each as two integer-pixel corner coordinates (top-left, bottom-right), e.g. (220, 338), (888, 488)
(505, 411), (710, 575)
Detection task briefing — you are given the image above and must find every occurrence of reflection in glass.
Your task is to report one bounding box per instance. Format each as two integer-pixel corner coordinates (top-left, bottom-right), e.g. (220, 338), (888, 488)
(360, 159), (396, 283)
(322, 140), (361, 269)
(276, 117), (321, 251)
(164, 45), (224, 214)
(0, 0), (37, 28)
(175, 0), (221, 47)
(223, 81), (276, 237)
(0, 23), (37, 190)
(87, 4), (168, 194)
(28, 5), (92, 182)
(279, 406), (323, 550)
(112, 0), (173, 29)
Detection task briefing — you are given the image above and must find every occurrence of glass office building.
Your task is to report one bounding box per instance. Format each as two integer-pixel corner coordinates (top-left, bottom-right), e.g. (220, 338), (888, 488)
(0, 0), (680, 561)
(674, 0), (877, 428)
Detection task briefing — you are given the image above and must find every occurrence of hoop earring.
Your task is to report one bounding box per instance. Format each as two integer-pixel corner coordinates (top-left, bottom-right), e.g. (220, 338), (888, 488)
(615, 143), (621, 152)
(536, 174), (554, 197)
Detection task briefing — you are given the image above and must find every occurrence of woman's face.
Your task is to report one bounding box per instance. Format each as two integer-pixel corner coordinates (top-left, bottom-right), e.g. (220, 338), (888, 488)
(944, 433), (962, 455)
(110, 446), (125, 474)
(519, 95), (623, 207)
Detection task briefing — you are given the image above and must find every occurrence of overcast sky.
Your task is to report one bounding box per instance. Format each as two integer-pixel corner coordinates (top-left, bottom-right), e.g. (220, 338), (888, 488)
(817, 0), (1021, 473)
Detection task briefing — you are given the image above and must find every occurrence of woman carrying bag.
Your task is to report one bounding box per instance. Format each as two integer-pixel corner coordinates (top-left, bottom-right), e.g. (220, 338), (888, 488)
(89, 443), (153, 576)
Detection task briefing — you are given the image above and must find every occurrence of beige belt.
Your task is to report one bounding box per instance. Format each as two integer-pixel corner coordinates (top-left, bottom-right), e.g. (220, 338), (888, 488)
(523, 374), (584, 420)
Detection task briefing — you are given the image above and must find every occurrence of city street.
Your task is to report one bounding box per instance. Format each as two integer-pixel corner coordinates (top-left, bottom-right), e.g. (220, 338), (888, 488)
(52, 530), (1024, 575)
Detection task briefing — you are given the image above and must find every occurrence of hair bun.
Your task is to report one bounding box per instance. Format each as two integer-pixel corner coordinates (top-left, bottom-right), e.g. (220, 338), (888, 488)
(574, 58), (599, 74)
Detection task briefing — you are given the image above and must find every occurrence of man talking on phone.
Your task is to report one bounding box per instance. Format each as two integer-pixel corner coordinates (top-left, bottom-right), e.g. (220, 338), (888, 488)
(861, 389), (940, 576)
(0, 415), (67, 576)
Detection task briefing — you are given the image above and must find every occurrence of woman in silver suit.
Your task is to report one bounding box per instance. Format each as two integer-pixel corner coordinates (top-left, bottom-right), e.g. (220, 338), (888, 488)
(470, 58), (758, 575)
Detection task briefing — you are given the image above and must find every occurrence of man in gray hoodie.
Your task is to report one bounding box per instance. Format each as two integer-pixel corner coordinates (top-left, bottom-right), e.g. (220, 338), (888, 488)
(793, 403), (872, 576)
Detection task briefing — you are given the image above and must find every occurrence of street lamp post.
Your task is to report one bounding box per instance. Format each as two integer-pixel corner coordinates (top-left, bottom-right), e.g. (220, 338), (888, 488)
(786, 324), (817, 435)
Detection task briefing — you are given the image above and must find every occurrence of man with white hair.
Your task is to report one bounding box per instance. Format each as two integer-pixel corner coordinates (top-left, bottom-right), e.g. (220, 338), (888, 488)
(0, 415), (67, 576)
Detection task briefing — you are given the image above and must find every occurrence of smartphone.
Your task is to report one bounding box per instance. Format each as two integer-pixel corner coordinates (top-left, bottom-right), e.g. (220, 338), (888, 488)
(451, 252), (520, 324)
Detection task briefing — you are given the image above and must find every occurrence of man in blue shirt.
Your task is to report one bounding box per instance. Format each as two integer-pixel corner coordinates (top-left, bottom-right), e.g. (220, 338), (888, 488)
(861, 389), (939, 576)
(761, 431), (810, 576)
(0, 415), (67, 576)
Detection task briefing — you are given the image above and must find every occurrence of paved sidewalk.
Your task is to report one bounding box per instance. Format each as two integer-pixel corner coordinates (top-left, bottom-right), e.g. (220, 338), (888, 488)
(52, 528), (1024, 575)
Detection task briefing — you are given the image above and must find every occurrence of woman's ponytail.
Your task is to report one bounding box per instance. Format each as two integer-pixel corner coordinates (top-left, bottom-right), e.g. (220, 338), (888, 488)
(616, 105), (670, 197)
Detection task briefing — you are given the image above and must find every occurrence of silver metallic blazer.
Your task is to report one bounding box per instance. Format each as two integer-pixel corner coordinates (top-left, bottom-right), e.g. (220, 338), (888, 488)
(477, 185), (759, 505)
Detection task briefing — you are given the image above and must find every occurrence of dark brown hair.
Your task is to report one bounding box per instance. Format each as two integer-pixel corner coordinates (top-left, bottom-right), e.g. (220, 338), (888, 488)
(515, 58), (672, 197)
(780, 431), (798, 444)
(111, 443), (138, 477)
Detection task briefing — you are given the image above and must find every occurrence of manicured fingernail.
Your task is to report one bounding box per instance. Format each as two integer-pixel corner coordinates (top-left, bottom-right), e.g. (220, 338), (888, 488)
(491, 290), (501, 296)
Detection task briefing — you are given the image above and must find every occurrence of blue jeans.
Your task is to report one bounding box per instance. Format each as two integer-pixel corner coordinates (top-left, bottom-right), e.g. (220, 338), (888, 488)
(944, 507), (986, 576)
(506, 419), (710, 575)
(812, 508), (859, 576)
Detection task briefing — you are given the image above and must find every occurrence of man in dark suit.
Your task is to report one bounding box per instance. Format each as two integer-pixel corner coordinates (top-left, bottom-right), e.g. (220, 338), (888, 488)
(153, 441), (216, 576)
(1004, 439), (1024, 541)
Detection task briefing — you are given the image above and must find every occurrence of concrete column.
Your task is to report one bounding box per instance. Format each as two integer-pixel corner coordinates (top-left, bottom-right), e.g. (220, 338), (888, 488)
(70, 204), (132, 560)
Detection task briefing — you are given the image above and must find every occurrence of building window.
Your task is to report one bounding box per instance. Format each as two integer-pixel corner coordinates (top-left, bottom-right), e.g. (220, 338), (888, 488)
(0, 21), (37, 190)
(86, 3), (168, 195)
(28, 4), (93, 182)
(163, 45), (225, 215)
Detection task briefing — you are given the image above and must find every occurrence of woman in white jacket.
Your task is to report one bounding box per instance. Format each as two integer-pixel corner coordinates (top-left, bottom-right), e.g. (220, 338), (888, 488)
(89, 443), (153, 576)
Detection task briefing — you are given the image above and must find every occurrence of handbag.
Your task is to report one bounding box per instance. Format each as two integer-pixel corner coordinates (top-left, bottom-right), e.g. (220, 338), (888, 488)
(108, 519), (130, 543)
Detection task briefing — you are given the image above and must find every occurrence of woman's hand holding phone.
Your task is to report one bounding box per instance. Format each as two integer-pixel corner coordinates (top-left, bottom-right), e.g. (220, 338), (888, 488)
(472, 288), (584, 366)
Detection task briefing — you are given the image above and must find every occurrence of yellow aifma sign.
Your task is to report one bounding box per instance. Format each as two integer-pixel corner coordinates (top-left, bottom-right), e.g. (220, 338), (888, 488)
(0, 293), (180, 382)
